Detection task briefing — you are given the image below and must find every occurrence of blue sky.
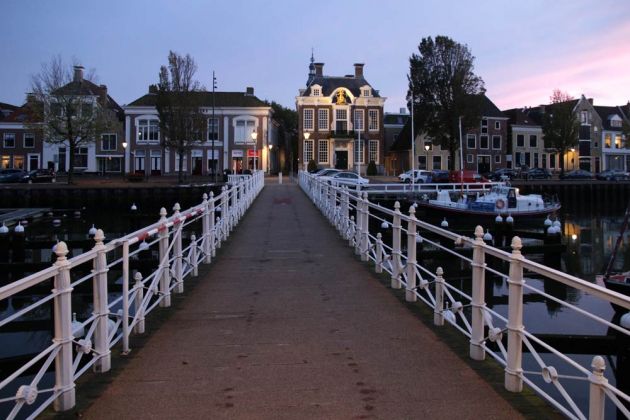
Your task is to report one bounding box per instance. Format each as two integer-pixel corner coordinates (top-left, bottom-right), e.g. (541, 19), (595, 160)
(2, 0), (629, 112)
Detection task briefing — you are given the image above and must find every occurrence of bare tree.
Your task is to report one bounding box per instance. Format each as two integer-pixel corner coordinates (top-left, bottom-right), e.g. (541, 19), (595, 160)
(156, 51), (206, 184)
(29, 55), (118, 184)
(542, 89), (579, 176)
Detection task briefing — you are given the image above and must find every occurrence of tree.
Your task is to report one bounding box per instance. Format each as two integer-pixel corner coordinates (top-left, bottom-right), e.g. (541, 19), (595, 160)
(29, 55), (118, 184)
(268, 101), (297, 174)
(407, 36), (485, 170)
(156, 51), (206, 184)
(542, 90), (579, 176)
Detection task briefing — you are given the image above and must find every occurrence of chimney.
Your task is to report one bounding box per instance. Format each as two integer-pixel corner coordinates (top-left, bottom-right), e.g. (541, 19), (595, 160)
(99, 84), (108, 103)
(354, 63), (364, 78)
(314, 62), (324, 76)
(73, 66), (84, 82)
(26, 92), (36, 104)
(245, 87), (254, 96)
(148, 84), (158, 94)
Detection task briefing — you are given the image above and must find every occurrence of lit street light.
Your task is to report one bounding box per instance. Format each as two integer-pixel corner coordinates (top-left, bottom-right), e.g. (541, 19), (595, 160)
(251, 131), (258, 171)
(304, 131), (310, 171)
(122, 141), (128, 180)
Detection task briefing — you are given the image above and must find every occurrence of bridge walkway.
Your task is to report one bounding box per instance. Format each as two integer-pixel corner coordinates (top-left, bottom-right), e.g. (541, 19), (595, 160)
(80, 180), (537, 419)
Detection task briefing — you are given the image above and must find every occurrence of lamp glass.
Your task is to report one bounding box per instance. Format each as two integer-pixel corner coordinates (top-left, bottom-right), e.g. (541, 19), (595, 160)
(122, 141), (128, 149)
(304, 132), (310, 140)
(251, 132), (258, 141)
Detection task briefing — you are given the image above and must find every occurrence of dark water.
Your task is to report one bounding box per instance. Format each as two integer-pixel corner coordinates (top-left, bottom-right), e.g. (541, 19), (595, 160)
(1, 199), (629, 417)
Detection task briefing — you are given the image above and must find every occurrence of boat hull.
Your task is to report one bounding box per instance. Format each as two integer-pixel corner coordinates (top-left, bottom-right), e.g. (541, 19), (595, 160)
(416, 201), (561, 218)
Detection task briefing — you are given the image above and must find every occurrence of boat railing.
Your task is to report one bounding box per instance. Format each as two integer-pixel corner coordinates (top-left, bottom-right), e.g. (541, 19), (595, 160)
(299, 170), (630, 419)
(0, 171), (265, 419)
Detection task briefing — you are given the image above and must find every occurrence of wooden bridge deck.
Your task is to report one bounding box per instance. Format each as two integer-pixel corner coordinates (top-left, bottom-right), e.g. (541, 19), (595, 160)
(75, 179), (552, 419)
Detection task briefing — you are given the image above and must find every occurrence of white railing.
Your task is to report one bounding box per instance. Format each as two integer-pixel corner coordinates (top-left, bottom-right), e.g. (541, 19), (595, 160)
(356, 181), (502, 195)
(0, 171), (264, 419)
(300, 171), (630, 420)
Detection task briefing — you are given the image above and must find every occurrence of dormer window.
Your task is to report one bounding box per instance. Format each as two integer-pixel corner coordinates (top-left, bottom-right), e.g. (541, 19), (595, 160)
(610, 115), (623, 128)
(362, 88), (371, 97)
(313, 88), (321, 96)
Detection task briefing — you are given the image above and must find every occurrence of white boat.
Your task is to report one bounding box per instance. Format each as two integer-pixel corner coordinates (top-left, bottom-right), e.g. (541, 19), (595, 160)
(419, 185), (560, 217)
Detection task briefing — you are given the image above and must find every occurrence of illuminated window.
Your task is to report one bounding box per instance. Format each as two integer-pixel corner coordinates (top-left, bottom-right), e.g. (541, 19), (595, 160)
(13, 155), (24, 169)
(605, 133), (612, 148)
(1, 155), (9, 168)
(615, 134), (622, 149)
(303, 109), (314, 131)
(368, 109), (379, 131)
(318, 140), (328, 164)
(304, 139), (314, 163)
(318, 109), (329, 131)
(369, 140), (378, 164)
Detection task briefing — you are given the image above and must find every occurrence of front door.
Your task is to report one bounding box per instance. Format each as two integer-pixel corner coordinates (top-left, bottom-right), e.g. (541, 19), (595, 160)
(477, 155), (490, 174)
(335, 151), (348, 170)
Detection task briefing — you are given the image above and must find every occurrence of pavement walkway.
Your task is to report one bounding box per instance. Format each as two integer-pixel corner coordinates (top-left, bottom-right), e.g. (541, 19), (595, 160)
(80, 179), (531, 419)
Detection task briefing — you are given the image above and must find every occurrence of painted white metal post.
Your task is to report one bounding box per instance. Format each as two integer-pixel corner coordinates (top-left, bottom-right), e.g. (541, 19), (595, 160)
(406, 205), (417, 302)
(360, 192), (370, 262)
(172, 203), (184, 294)
(52, 242), (75, 411)
(470, 225), (487, 361)
(588, 356), (607, 420)
(375, 233), (383, 273)
(505, 236), (524, 391)
(158, 207), (171, 307)
(349, 216), (356, 247)
(391, 201), (402, 289)
(92, 229), (111, 371)
(133, 272), (145, 334)
(221, 186), (228, 241)
(342, 187), (349, 239)
(230, 185), (237, 232)
(202, 193), (212, 264)
(122, 240), (130, 354)
(434, 267), (445, 326)
(190, 234), (198, 277)
(216, 217), (222, 249)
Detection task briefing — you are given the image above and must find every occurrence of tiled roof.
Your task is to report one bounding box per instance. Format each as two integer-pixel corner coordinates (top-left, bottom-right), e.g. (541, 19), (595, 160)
(127, 91), (269, 108)
(302, 75), (380, 98)
(0, 102), (18, 111)
(594, 105), (626, 131)
(502, 107), (543, 126)
(53, 79), (123, 118)
(480, 94), (505, 118)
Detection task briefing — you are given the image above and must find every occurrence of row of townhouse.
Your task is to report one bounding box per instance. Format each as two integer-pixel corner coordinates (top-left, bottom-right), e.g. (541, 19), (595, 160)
(0, 66), (280, 177)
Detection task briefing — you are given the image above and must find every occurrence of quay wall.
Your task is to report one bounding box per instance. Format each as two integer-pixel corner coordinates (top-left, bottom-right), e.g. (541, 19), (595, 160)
(513, 181), (630, 212)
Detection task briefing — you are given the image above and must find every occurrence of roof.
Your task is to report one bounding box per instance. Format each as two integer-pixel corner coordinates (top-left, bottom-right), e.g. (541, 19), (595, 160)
(502, 107), (543, 126)
(3, 103), (39, 123)
(301, 75), (380, 98)
(384, 113), (410, 125)
(52, 78), (123, 117)
(594, 105), (626, 131)
(127, 91), (269, 108)
(480, 94), (505, 119)
(0, 102), (18, 111)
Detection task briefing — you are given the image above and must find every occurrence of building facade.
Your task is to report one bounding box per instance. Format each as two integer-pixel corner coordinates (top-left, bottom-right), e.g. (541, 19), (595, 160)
(595, 105), (630, 171)
(503, 107), (560, 171)
(296, 59), (386, 174)
(124, 87), (275, 177)
(0, 104), (46, 171)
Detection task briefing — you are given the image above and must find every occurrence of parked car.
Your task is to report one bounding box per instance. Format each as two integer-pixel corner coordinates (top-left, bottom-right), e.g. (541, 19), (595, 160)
(398, 169), (432, 183)
(314, 168), (341, 177)
(449, 170), (488, 183)
(523, 167), (552, 180)
(561, 169), (593, 180)
(0, 169), (28, 183)
(490, 168), (517, 181)
(327, 171), (369, 186)
(431, 170), (450, 183)
(24, 168), (56, 183)
(596, 169), (630, 181)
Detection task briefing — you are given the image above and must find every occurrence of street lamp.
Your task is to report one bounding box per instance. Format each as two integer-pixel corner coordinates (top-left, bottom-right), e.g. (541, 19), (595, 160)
(304, 131), (310, 171)
(424, 143), (431, 170)
(122, 141), (128, 180)
(268, 144), (273, 174)
(251, 131), (258, 171)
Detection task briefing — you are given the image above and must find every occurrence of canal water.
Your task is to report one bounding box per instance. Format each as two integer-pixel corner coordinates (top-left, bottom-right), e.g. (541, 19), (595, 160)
(1, 197), (629, 417)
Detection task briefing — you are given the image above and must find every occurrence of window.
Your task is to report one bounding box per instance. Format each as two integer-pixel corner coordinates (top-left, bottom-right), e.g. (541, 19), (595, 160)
(151, 150), (161, 171)
(516, 134), (524, 147)
(368, 109), (379, 131)
(467, 134), (476, 149)
(611, 119), (622, 128)
(604, 133), (612, 148)
(432, 155), (441, 170)
(335, 109), (348, 132)
(529, 135), (537, 148)
(318, 109), (329, 131)
(303, 109), (314, 131)
(480, 135), (489, 149)
(481, 119), (488, 134)
(318, 140), (329, 164)
(74, 147), (88, 168)
(369, 140), (378, 164)
(494, 155), (501, 164)
(138, 119), (159, 141)
(534, 153), (539, 167)
(354, 140), (364, 164)
(207, 118), (219, 141)
(101, 134), (117, 151)
(1, 155), (9, 169)
(3, 133), (15, 148)
(466, 154), (474, 163)
(615, 134), (622, 149)
(362, 88), (371, 97)
(515, 152), (522, 165)
(81, 103), (93, 118)
(549, 153), (556, 168)
(492, 135), (501, 150)
(418, 155), (427, 170)
(235, 119), (256, 143)
(580, 110), (589, 125)
(525, 152), (531, 166)
(312, 88), (321, 96)
(304, 139), (314, 163)
(135, 150), (145, 171)
(175, 152), (188, 172)
(495, 121), (500, 130)
(13, 155), (24, 169)
(23, 134), (34, 148)
(354, 109), (364, 132)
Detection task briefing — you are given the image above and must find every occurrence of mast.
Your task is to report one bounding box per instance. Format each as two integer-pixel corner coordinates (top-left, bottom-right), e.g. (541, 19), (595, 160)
(603, 201), (630, 280)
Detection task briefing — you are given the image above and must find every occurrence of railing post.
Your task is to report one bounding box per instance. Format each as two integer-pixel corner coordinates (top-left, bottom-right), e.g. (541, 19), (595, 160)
(190, 234), (198, 277)
(505, 236), (524, 390)
(133, 272), (145, 334)
(216, 217), (222, 249)
(391, 201), (402, 289)
(348, 216), (356, 247)
(173, 203), (184, 294)
(158, 207), (171, 307)
(588, 356), (607, 420)
(341, 187), (349, 238)
(221, 186), (228, 241)
(209, 192), (216, 257)
(202, 193), (211, 264)
(92, 229), (111, 372)
(230, 184), (237, 231)
(434, 267), (445, 326)
(375, 233), (383, 273)
(361, 192), (370, 262)
(406, 205), (417, 302)
(52, 241), (75, 411)
(470, 225), (487, 361)
(122, 239), (130, 354)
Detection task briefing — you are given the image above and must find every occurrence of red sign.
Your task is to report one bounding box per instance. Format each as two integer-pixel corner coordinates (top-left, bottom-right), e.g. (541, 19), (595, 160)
(247, 150), (260, 157)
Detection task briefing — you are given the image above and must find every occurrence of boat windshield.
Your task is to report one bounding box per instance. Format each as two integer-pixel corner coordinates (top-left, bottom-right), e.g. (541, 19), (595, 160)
(490, 186), (513, 195)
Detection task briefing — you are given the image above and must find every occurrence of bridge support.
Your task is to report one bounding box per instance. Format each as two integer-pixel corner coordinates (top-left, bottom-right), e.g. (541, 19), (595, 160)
(470, 226), (487, 361)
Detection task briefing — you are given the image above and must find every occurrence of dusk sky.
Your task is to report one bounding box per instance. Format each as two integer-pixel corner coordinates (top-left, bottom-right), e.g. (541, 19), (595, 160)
(2, 0), (629, 113)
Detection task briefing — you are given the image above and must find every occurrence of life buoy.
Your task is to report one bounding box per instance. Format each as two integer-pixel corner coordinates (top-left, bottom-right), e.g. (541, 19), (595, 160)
(496, 199), (506, 209)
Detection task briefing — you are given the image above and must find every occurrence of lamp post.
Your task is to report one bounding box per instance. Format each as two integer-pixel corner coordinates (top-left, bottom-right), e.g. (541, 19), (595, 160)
(122, 141), (127, 180)
(303, 131), (310, 171)
(251, 131), (258, 171)
(424, 143), (431, 170)
(268, 144), (273, 174)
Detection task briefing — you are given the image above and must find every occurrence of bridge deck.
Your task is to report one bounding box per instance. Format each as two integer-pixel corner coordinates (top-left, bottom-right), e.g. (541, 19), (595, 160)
(80, 181), (535, 419)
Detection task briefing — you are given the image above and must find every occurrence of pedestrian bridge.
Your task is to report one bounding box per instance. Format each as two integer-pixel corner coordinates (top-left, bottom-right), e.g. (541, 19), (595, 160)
(1, 172), (629, 419)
